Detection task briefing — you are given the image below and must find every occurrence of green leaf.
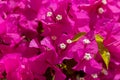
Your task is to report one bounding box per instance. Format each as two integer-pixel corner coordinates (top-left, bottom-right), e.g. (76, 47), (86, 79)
(95, 34), (110, 69)
(72, 32), (86, 42)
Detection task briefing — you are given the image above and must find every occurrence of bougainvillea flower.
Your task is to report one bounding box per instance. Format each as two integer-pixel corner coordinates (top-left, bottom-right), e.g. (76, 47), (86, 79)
(0, 21), (7, 35)
(1, 54), (33, 80)
(104, 23), (120, 62)
(0, 0), (120, 80)
(29, 51), (66, 80)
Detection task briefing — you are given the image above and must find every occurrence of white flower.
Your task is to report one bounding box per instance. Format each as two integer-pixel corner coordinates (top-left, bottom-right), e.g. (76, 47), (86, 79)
(56, 14), (62, 20)
(66, 39), (72, 44)
(102, 0), (107, 5)
(83, 39), (91, 44)
(60, 43), (66, 49)
(98, 7), (104, 14)
(47, 11), (52, 17)
(84, 53), (92, 60)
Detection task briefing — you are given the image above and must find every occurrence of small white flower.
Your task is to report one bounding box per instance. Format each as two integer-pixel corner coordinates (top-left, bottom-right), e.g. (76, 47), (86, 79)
(47, 11), (52, 17)
(60, 43), (66, 49)
(66, 39), (72, 44)
(91, 74), (98, 78)
(102, 0), (107, 5)
(83, 39), (91, 44)
(56, 14), (62, 20)
(84, 53), (92, 60)
(51, 36), (57, 40)
(98, 7), (104, 14)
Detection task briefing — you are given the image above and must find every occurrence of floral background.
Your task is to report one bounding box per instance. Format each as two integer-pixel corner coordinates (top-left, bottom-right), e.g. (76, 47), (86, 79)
(0, 0), (120, 80)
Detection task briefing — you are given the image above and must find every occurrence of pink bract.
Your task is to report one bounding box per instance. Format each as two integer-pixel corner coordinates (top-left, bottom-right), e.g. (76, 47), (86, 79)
(0, 0), (120, 80)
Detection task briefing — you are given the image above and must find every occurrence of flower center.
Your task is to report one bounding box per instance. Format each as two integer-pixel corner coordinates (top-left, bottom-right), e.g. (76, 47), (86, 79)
(84, 53), (92, 60)
(56, 14), (62, 20)
(98, 7), (104, 14)
(83, 39), (91, 44)
(60, 43), (66, 49)
(66, 39), (72, 44)
(47, 12), (52, 17)
(102, 0), (107, 5)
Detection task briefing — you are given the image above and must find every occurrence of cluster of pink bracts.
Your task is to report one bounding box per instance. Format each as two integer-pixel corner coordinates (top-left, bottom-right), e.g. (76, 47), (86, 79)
(0, 0), (120, 80)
